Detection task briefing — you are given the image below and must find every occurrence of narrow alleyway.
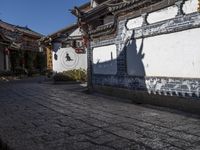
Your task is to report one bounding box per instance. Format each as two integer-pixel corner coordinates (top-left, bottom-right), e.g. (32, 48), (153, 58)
(0, 80), (200, 150)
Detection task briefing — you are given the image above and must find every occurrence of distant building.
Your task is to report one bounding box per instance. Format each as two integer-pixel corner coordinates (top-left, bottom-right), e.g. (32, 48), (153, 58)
(73, 0), (200, 113)
(39, 2), (92, 73)
(41, 24), (87, 72)
(0, 20), (43, 73)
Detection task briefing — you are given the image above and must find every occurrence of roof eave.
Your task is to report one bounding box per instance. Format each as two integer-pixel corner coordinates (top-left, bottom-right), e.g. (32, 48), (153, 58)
(47, 24), (78, 39)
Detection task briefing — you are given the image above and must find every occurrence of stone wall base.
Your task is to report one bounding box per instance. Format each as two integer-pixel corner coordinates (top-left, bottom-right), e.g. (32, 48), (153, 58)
(93, 85), (200, 115)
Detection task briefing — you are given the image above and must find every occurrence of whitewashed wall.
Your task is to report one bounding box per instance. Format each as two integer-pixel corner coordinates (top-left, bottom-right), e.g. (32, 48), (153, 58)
(183, 0), (199, 14)
(91, 0), (98, 8)
(126, 0), (199, 27)
(126, 16), (143, 29)
(147, 0), (198, 25)
(70, 28), (82, 37)
(53, 43), (87, 72)
(127, 28), (200, 78)
(0, 49), (4, 71)
(93, 44), (117, 74)
(147, 6), (178, 24)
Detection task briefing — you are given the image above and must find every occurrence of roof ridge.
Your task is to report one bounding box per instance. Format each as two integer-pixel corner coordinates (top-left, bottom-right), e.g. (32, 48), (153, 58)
(47, 23), (78, 37)
(0, 20), (43, 37)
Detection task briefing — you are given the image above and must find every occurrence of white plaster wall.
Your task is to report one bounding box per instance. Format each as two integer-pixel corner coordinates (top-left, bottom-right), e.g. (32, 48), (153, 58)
(93, 44), (117, 74)
(183, 0), (198, 14)
(70, 28), (82, 37)
(91, 0), (98, 8)
(147, 6), (178, 24)
(126, 17), (143, 30)
(0, 50), (4, 71)
(52, 44), (87, 72)
(127, 28), (200, 78)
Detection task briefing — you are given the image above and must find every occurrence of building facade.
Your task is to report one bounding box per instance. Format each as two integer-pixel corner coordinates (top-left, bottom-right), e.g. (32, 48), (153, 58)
(0, 20), (43, 73)
(0, 33), (10, 71)
(73, 0), (200, 112)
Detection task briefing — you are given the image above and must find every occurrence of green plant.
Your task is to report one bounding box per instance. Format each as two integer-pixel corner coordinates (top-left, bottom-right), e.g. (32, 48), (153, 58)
(53, 73), (75, 82)
(46, 69), (53, 78)
(14, 66), (27, 76)
(10, 50), (23, 71)
(63, 68), (87, 82)
(26, 52), (34, 76)
(53, 68), (87, 82)
(36, 52), (46, 73)
(0, 71), (13, 77)
(28, 69), (40, 76)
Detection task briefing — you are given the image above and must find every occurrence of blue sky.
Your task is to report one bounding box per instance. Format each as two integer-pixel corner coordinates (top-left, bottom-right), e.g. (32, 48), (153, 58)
(0, 0), (89, 35)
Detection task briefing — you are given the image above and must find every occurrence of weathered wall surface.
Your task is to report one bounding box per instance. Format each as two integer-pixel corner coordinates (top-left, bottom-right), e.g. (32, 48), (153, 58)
(91, 0), (200, 99)
(52, 43), (87, 72)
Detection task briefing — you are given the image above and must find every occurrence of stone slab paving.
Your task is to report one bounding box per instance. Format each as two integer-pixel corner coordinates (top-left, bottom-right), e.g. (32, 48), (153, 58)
(0, 81), (200, 150)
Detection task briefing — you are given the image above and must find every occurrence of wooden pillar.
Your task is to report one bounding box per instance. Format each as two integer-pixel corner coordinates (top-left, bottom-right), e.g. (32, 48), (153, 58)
(198, 0), (200, 12)
(83, 33), (93, 92)
(4, 48), (10, 71)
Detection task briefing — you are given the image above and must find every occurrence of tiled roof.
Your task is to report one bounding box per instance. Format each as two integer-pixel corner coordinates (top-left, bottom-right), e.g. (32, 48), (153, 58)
(16, 26), (43, 37)
(89, 22), (114, 34)
(0, 20), (43, 38)
(40, 24), (79, 45)
(94, 0), (107, 3)
(108, 0), (157, 13)
(82, 0), (162, 19)
(48, 24), (78, 39)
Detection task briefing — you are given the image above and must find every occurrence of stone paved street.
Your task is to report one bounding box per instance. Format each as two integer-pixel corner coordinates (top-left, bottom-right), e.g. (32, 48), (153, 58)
(0, 80), (200, 150)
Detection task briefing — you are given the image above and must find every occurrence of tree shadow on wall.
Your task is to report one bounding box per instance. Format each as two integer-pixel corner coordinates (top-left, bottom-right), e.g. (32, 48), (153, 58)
(93, 57), (117, 75)
(93, 30), (147, 91)
(118, 30), (146, 90)
(126, 32), (145, 76)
